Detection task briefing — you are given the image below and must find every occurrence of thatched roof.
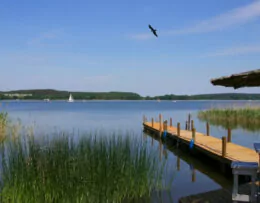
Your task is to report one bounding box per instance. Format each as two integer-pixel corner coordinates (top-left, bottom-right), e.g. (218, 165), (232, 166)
(211, 69), (260, 89)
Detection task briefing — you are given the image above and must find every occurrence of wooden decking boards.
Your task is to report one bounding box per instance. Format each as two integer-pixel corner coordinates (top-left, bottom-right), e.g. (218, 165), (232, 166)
(143, 121), (258, 165)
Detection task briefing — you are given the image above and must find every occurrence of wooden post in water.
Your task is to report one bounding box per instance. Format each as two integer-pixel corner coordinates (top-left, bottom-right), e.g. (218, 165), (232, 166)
(165, 120), (168, 131)
(163, 147), (167, 158)
(159, 114), (162, 130)
(162, 121), (165, 131)
(227, 128), (232, 143)
(159, 140), (162, 161)
(222, 136), (227, 157)
(192, 128), (196, 142)
(185, 121), (188, 130)
(159, 121), (163, 137)
(170, 118), (172, 127)
(151, 118), (154, 127)
(191, 120), (194, 131)
(177, 122), (180, 136)
(188, 113), (191, 130)
(192, 169), (196, 182)
(206, 122), (210, 136)
(177, 156), (180, 171)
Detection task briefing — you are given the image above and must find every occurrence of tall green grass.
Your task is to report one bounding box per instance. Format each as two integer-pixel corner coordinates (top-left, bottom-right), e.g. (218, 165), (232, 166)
(0, 112), (8, 141)
(0, 128), (171, 203)
(197, 106), (260, 131)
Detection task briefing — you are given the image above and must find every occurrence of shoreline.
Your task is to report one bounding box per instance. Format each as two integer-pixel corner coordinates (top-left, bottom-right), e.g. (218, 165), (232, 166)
(1, 99), (260, 102)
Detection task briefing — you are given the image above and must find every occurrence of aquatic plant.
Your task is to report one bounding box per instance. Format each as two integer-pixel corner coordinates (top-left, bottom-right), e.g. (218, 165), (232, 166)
(197, 106), (260, 132)
(0, 129), (171, 203)
(0, 112), (8, 141)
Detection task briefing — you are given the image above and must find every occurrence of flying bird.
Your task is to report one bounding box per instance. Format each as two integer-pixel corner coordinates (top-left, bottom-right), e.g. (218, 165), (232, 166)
(148, 24), (158, 37)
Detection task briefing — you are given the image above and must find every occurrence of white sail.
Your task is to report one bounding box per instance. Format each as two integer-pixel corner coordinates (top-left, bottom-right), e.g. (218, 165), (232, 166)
(68, 93), (74, 102)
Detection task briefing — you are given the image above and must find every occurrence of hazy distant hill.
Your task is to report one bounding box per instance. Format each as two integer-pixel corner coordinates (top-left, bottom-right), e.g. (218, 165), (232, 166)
(0, 89), (142, 100)
(0, 89), (260, 100)
(147, 93), (260, 100)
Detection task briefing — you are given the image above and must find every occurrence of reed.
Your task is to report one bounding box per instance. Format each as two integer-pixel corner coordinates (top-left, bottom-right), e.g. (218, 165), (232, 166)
(197, 106), (260, 131)
(0, 112), (8, 141)
(0, 128), (172, 203)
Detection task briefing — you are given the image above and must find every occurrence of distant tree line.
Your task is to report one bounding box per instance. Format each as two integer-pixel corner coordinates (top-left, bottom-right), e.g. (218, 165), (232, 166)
(0, 89), (141, 100)
(147, 93), (260, 100)
(1, 89), (260, 100)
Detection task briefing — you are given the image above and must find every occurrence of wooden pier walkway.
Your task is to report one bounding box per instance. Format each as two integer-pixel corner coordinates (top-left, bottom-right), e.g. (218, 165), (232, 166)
(142, 114), (259, 174)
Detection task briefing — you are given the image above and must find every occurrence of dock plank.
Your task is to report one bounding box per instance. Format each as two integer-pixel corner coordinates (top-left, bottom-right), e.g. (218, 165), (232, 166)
(144, 122), (258, 164)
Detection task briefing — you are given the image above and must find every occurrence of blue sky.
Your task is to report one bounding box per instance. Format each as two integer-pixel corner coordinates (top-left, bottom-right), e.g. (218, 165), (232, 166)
(1, 0), (260, 96)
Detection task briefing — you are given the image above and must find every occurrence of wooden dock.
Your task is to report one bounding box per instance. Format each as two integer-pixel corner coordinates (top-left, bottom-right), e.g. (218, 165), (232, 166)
(142, 114), (259, 175)
(144, 132), (233, 188)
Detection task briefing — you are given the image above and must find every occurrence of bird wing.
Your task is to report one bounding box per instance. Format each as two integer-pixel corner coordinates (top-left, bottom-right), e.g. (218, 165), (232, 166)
(149, 24), (154, 30)
(148, 24), (158, 37)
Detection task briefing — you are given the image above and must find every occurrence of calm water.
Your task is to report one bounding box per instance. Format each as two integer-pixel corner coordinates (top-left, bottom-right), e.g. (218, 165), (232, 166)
(1, 100), (260, 202)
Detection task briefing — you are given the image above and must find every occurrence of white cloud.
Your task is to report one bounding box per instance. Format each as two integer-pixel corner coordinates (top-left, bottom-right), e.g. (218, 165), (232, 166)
(130, 1), (260, 40)
(201, 44), (260, 57)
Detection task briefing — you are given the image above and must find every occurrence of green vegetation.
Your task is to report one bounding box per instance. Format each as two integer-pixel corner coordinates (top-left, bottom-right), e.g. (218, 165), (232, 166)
(150, 93), (260, 100)
(0, 116), (172, 202)
(0, 112), (8, 141)
(1, 89), (260, 100)
(197, 106), (260, 131)
(0, 89), (142, 100)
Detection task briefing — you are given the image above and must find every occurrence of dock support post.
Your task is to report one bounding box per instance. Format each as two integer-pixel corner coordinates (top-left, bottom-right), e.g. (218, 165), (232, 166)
(170, 118), (172, 127)
(159, 119), (163, 138)
(233, 173), (238, 197)
(227, 128), (232, 142)
(177, 123), (180, 136)
(222, 136), (227, 157)
(185, 121), (188, 130)
(151, 118), (154, 127)
(191, 120), (194, 131)
(159, 141), (162, 161)
(192, 128), (196, 143)
(162, 122), (165, 131)
(164, 120), (168, 131)
(206, 122), (210, 136)
(177, 156), (180, 171)
(192, 169), (196, 182)
(159, 114), (162, 130)
(188, 113), (191, 130)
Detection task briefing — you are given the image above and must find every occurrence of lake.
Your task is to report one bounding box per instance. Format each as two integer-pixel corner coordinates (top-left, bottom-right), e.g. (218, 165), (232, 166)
(0, 100), (260, 202)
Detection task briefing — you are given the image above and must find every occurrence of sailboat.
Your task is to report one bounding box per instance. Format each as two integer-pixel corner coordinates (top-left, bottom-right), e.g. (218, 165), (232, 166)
(68, 93), (74, 102)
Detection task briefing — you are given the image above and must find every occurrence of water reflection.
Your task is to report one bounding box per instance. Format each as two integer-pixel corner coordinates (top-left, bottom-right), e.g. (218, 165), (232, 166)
(143, 131), (233, 202)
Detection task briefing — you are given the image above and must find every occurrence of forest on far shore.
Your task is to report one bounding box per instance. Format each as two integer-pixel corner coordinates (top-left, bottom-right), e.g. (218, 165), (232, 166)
(1, 89), (260, 100)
